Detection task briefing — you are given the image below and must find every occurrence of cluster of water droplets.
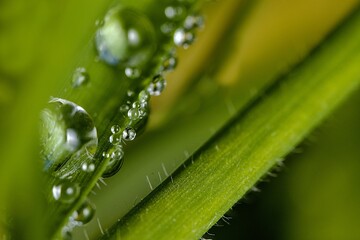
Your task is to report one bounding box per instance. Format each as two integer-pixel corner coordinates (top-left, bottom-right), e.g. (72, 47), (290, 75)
(39, 3), (205, 238)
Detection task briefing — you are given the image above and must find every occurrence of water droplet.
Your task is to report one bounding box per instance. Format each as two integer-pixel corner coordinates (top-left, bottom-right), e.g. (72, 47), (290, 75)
(161, 56), (177, 72)
(109, 133), (121, 144)
(127, 108), (139, 120)
(173, 28), (195, 49)
(119, 104), (130, 113)
(139, 90), (150, 102)
(52, 182), (80, 203)
(147, 75), (166, 96)
(102, 145), (124, 178)
(81, 162), (95, 172)
(122, 127), (136, 141)
(71, 201), (96, 225)
(127, 90), (135, 97)
(125, 67), (141, 79)
(161, 22), (176, 35)
(95, 7), (156, 67)
(165, 5), (186, 20)
(138, 108), (147, 118)
(132, 101), (140, 108)
(111, 125), (120, 134)
(72, 67), (89, 88)
(184, 15), (204, 30)
(41, 98), (98, 173)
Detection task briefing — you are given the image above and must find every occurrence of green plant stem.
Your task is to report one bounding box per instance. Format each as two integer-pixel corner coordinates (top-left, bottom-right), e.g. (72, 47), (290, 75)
(100, 7), (360, 240)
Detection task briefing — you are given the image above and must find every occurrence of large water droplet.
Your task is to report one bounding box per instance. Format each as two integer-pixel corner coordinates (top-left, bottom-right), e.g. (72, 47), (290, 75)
(72, 67), (89, 88)
(173, 28), (195, 49)
(41, 98), (98, 173)
(95, 7), (156, 67)
(71, 200), (96, 225)
(122, 127), (136, 141)
(52, 182), (80, 203)
(102, 145), (124, 178)
(147, 75), (166, 96)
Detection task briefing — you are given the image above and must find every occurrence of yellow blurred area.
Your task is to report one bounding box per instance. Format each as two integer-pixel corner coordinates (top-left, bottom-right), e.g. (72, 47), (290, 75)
(150, 0), (359, 127)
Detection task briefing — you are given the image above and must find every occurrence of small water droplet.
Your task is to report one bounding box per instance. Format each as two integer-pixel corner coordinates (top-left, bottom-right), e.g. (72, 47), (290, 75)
(161, 56), (177, 72)
(161, 22), (175, 35)
(127, 90), (135, 97)
(95, 7), (156, 67)
(41, 98), (98, 174)
(184, 15), (204, 30)
(72, 67), (89, 88)
(139, 90), (150, 102)
(147, 75), (166, 96)
(71, 201), (96, 225)
(102, 145), (124, 178)
(109, 133), (121, 144)
(119, 104), (130, 113)
(122, 127), (136, 141)
(165, 5), (186, 20)
(52, 182), (80, 203)
(125, 67), (141, 79)
(127, 108), (139, 120)
(132, 101), (140, 108)
(173, 28), (195, 49)
(111, 125), (121, 134)
(81, 162), (95, 172)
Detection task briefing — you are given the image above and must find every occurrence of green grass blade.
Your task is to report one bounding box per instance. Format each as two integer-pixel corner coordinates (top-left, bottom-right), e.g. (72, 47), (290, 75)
(100, 7), (360, 240)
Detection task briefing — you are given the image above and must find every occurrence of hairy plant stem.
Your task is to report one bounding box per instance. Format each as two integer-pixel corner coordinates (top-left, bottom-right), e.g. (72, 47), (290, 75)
(100, 6), (360, 240)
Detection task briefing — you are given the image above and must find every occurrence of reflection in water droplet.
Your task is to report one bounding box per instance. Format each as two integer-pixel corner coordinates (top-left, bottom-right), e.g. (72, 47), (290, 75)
(102, 145), (124, 178)
(95, 7), (156, 67)
(41, 98), (98, 174)
(173, 28), (195, 49)
(71, 201), (96, 225)
(72, 67), (89, 88)
(52, 182), (80, 203)
(122, 127), (136, 141)
(147, 75), (166, 96)
(125, 67), (141, 79)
